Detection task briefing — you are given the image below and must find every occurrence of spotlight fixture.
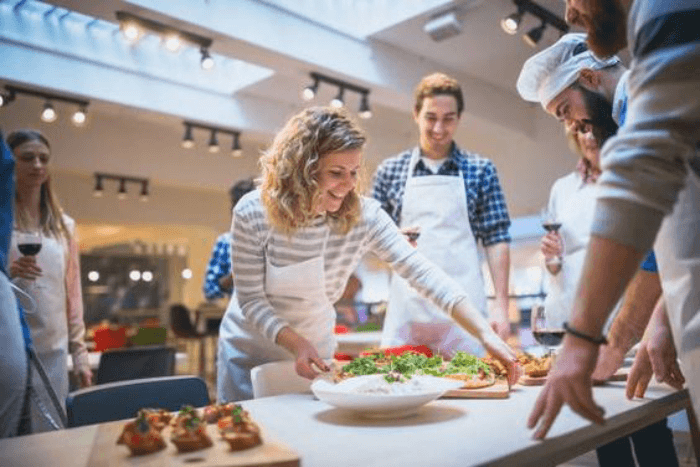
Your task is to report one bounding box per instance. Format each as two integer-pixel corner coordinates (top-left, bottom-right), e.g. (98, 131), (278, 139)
(40, 101), (57, 123)
(208, 130), (220, 153)
(181, 121), (243, 157)
(93, 174), (104, 198)
(302, 72), (373, 119)
(302, 75), (319, 101)
(0, 88), (16, 107)
(330, 87), (345, 108)
(523, 21), (546, 47)
(116, 11), (213, 67)
(4, 85), (90, 126)
(139, 180), (149, 202)
(200, 47), (215, 70)
(501, 9), (523, 35)
(359, 92), (372, 119)
(231, 133), (242, 158)
(501, 0), (569, 42)
(94, 173), (150, 201)
(71, 106), (88, 126)
(181, 124), (195, 149)
(163, 33), (182, 52)
(117, 179), (128, 200)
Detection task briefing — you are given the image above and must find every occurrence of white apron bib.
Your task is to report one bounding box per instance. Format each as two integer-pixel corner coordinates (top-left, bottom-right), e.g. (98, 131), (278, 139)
(654, 158), (700, 421)
(381, 148), (488, 357)
(218, 228), (336, 402)
(9, 230), (69, 432)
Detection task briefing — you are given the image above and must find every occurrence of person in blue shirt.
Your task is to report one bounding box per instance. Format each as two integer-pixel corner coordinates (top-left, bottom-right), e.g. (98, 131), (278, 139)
(203, 178), (255, 301)
(0, 130), (28, 437)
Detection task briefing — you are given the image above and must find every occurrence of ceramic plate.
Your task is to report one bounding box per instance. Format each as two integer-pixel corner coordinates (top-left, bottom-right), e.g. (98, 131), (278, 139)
(311, 374), (464, 418)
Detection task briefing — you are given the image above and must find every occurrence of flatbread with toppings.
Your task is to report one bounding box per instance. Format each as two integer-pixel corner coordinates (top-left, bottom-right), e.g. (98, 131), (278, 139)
(334, 349), (499, 390)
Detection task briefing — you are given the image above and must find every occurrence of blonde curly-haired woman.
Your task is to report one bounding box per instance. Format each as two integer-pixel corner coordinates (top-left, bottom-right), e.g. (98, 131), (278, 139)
(216, 107), (520, 402)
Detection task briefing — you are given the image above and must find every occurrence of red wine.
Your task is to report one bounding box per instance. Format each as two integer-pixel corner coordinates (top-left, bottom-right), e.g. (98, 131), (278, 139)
(542, 222), (562, 232)
(18, 243), (42, 256)
(533, 330), (565, 347)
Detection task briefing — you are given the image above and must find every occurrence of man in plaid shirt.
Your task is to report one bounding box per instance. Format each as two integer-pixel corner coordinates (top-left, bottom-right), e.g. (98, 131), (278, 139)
(203, 178), (255, 301)
(372, 73), (512, 356)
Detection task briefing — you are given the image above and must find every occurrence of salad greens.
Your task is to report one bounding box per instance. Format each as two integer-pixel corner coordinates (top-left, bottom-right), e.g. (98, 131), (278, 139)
(341, 351), (490, 383)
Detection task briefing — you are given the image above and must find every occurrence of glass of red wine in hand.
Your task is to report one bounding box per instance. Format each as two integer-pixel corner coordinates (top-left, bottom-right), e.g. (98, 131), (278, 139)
(16, 230), (43, 292)
(541, 208), (562, 267)
(530, 303), (565, 358)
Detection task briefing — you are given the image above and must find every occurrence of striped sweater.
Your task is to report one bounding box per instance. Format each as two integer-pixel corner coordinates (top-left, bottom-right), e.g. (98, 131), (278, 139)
(231, 190), (469, 345)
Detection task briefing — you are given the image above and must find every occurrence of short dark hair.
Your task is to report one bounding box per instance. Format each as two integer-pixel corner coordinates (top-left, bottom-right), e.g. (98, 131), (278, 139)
(414, 73), (464, 116)
(7, 129), (51, 151)
(229, 177), (255, 210)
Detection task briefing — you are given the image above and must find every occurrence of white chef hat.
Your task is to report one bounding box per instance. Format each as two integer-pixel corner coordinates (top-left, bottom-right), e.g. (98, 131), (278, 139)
(516, 33), (621, 109)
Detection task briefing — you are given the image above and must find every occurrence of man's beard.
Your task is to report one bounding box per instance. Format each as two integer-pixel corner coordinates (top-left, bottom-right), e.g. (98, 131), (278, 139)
(587, 0), (628, 58)
(579, 84), (618, 146)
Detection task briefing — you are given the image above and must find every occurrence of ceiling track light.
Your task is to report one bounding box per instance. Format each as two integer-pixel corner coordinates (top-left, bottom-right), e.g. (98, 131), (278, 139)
(93, 173), (149, 201)
(115, 11), (213, 59)
(181, 121), (243, 157)
(501, 0), (568, 41)
(182, 124), (195, 148)
(0, 89), (16, 108)
(40, 101), (57, 123)
(302, 72), (373, 119)
(231, 133), (242, 158)
(208, 130), (220, 153)
(200, 47), (215, 70)
(3, 84), (89, 125)
(523, 21), (547, 47)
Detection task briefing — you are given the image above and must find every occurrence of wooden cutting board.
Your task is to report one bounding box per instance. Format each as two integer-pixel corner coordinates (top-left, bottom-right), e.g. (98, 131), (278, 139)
(87, 421), (299, 467)
(442, 377), (510, 399)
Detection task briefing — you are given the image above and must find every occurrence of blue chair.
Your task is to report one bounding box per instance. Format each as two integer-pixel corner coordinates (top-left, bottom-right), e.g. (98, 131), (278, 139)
(95, 345), (176, 385)
(66, 375), (210, 428)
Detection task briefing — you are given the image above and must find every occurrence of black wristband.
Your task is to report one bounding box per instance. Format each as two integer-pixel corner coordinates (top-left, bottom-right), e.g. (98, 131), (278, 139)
(563, 322), (608, 346)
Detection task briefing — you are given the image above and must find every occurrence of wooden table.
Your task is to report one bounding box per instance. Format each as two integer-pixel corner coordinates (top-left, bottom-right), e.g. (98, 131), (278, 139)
(0, 382), (696, 467)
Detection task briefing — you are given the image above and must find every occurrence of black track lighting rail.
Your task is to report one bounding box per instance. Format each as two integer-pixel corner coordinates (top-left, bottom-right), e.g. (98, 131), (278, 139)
(4, 85), (89, 107)
(310, 72), (370, 97)
(115, 11), (212, 49)
(512, 0), (569, 33)
(183, 121), (240, 137)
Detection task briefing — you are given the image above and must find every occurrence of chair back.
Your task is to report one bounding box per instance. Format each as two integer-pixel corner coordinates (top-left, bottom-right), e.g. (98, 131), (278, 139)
(66, 375), (210, 428)
(96, 345), (176, 385)
(170, 304), (200, 338)
(250, 361), (313, 398)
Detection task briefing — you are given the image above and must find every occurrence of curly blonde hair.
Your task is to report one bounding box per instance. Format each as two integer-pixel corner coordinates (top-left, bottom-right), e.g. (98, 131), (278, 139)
(260, 107), (366, 235)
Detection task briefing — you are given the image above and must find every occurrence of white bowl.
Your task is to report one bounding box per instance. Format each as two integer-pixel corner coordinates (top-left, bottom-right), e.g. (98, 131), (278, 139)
(311, 374), (464, 418)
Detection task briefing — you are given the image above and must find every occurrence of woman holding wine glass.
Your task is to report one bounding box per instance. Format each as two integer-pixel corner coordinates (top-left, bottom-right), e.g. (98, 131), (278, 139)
(7, 129), (91, 432)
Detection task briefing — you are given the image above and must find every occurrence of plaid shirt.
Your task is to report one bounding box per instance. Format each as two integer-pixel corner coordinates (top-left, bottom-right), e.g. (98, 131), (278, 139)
(371, 145), (511, 246)
(203, 232), (233, 300)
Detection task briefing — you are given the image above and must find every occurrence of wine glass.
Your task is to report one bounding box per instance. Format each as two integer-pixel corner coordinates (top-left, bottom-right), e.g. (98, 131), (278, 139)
(540, 207), (562, 266)
(16, 229), (43, 292)
(530, 302), (565, 358)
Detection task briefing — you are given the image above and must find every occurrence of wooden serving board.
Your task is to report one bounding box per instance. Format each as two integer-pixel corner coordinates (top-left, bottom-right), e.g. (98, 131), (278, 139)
(87, 421), (299, 467)
(442, 378), (510, 399)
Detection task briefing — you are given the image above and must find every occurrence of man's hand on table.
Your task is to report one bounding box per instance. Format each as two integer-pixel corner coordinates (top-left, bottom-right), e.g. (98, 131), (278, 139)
(626, 313), (685, 399)
(591, 341), (627, 383)
(528, 336), (605, 439)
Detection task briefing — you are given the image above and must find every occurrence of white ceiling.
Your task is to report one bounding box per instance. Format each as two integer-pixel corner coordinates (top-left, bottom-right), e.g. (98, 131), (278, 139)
(0, 0), (578, 218)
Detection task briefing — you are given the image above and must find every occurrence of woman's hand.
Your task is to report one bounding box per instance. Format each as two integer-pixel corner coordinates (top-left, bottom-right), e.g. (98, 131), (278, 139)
(481, 330), (522, 387)
(400, 226), (421, 248)
(78, 368), (93, 388)
(10, 255), (42, 280)
(541, 232), (562, 260)
(276, 327), (330, 379)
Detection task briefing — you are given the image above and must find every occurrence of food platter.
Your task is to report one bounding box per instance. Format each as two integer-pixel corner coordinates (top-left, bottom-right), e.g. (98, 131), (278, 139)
(311, 374), (464, 418)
